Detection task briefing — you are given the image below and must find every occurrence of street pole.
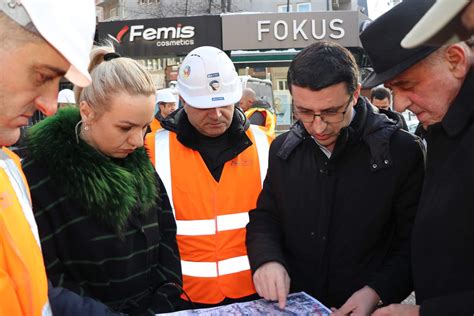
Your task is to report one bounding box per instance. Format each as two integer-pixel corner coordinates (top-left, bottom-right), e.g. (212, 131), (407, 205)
(185, 0), (188, 16)
(287, 0), (290, 12)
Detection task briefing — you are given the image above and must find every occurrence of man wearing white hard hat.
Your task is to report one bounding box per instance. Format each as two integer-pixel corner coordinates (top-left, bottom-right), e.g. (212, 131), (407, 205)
(402, 0), (473, 48)
(150, 88), (178, 132)
(145, 46), (272, 307)
(0, 1), (119, 315)
(57, 88), (76, 107)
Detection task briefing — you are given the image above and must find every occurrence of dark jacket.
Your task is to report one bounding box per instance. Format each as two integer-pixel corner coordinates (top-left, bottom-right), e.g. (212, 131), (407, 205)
(378, 108), (409, 131)
(412, 72), (474, 316)
(22, 108), (186, 316)
(246, 97), (425, 308)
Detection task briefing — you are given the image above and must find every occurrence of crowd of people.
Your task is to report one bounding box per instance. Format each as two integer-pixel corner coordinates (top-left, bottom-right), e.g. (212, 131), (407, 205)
(1, 0), (473, 315)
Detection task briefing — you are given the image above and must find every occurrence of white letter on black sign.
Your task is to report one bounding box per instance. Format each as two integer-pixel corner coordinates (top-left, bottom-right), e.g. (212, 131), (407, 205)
(293, 20), (308, 40)
(257, 20), (271, 41)
(129, 25), (144, 42)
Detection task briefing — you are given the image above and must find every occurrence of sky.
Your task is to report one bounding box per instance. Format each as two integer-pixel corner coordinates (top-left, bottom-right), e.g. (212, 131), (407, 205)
(366, 0), (396, 20)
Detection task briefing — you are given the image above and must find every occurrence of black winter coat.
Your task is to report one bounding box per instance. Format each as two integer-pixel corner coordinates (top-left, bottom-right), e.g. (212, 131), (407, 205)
(412, 72), (474, 316)
(246, 97), (425, 308)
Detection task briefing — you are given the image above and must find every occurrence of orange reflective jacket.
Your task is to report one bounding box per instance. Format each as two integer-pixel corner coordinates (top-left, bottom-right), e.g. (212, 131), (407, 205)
(146, 126), (271, 304)
(149, 118), (163, 133)
(0, 147), (50, 316)
(245, 108), (276, 138)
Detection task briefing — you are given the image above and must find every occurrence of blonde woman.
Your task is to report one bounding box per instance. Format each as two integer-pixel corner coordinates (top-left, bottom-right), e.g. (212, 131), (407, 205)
(22, 46), (186, 315)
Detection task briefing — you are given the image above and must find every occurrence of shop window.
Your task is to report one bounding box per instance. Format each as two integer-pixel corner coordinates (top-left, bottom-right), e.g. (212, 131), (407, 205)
(276, 79), (288, 91)
(277, 4), (292, 12)
(297, 3), (311, 12)
(109, 8), (118, 18)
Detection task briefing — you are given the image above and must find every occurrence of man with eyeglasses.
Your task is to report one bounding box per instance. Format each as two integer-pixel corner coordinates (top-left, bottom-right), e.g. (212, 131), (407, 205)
(246, 41), (425, 315)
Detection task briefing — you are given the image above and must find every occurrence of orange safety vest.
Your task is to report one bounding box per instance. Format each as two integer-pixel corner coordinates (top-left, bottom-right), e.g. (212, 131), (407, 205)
(0, 147), (51, 315)
(149, 118), (163, 133)
(145, 125), (271, 304)
(245, 108), (276, 138)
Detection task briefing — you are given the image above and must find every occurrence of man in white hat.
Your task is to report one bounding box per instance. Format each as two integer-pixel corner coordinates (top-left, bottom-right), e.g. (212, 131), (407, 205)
(57, 88), (76, 107)
(402, 0), (474, 48)
(150, 88), (178, 132)
(145, 46), (272, 308)
(0, 1), (119, 315)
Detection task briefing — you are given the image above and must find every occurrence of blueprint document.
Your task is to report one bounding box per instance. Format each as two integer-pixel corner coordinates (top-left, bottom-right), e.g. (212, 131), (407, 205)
(158, 292), (331, 315)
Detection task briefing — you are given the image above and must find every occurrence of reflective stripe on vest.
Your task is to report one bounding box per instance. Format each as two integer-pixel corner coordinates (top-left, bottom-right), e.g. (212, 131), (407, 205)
(181, 255), (251, 277)
(0, 148), (50, 315)
(152, 126), (270, 303)
(176, 212), (249, 236)
(0, 150), (40, 246)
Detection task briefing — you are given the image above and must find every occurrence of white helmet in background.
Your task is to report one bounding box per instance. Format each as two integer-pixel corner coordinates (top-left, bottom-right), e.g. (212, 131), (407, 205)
(177, 46), (242, 109)
(57, 89), (75, 104)
(156, 89), (176, 104)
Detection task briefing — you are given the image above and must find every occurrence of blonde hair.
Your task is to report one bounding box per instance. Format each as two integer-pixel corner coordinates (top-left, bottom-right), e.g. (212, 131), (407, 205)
(75, 45), (156, 113)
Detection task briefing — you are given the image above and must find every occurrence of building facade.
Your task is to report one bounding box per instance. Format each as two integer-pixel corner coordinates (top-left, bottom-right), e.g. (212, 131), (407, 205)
(96, 0), (369, 130)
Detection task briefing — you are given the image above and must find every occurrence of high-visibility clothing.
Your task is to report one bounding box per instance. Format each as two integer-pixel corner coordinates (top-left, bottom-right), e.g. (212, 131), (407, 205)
(0, 147), (51, 316)
(146, 125), (270, 304)
(245, 108), (276, 138)
(149, 118), (163, 133)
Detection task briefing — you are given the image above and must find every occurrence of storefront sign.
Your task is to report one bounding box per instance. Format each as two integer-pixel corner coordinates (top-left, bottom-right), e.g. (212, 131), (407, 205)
(97, 15), (222, 57)
(222, 11), (364, 50)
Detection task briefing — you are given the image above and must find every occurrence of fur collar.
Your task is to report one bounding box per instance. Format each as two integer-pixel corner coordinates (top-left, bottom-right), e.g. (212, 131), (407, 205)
(27, 107), (158, 232)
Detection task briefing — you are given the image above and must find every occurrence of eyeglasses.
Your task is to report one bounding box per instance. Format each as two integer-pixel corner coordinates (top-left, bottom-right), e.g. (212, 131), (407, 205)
(293, 95), (353, 124)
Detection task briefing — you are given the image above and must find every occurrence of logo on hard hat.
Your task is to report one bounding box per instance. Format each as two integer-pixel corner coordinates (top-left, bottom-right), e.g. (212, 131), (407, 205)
(209, 80), (221, 92)
(182, 65), (191, 78)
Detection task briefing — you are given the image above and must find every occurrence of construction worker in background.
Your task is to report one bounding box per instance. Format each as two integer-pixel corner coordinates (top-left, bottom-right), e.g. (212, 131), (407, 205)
(239, 87), (276, 137)
(150, 88), (178, 132)
(57, 88), (76, 108)
(145, 46), (272, 308)
(0, 0), (119, 315)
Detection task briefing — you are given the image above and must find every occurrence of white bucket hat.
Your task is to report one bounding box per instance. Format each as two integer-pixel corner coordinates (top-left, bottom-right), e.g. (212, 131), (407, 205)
(1, 0), (96, 87)
(177, 46), (242, 109)
(401, 0), (470, 48)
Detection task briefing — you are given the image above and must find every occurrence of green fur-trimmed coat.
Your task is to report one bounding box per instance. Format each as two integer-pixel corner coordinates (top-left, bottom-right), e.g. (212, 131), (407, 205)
(23, 107), (188, 315)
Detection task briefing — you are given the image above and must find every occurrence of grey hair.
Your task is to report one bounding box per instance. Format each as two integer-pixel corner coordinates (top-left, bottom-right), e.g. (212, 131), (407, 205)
(75, 44), (156, 113)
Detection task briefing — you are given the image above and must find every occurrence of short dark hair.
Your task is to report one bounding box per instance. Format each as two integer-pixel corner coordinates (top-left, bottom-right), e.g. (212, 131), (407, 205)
(370, 86), (392, 102)
(287, 41), (359, 95)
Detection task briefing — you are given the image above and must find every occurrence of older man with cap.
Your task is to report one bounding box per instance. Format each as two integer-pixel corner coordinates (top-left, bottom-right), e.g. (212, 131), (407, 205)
(360, 0), (474, 315)
(0, 1), (120, 315)
(145, 46), (272, 308)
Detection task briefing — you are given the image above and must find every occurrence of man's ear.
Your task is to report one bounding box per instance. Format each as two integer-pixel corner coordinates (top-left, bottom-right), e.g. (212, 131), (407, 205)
(352, 83), (362, 106)
(79, 101), (96, 123)
(445, 43), (470, 79)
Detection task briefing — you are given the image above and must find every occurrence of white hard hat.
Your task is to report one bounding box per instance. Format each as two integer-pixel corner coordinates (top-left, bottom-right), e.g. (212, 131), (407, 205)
(57, 89), (75, 103)
(177, 46), (242, 109)
(1, 0), (96, 87)
(156, 89), (176, 104)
